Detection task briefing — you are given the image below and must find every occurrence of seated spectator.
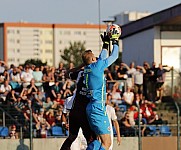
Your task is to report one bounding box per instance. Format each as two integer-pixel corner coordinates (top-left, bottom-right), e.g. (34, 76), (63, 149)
(33, 90), (45, 112)
(55, 105), (63, 126)
(35, 108), (50, 138)
(51, 80), (63, 100)
(9, 67), (21, 92)
(9, 125), (18, 139)
(45, 109), (56, 127)
(62, 79), (74, 99)
(20, 65), (33, 88)
(0, 60), (6, 75)
(52, 93), (64, 109)
(0, 80), (12, 102)
(110, 82), (122, 105)
(119, 111), (136, 137)
(42, 96), (53, 111)
(13, 96), (26, 113)
(0, 69), (10, 84)
(20, 88), (29, 101)
(122, 86), (134, 108)
(32, 66), (43, 92)
(140, 100), (157, 124)
(26, 78), (38, 100)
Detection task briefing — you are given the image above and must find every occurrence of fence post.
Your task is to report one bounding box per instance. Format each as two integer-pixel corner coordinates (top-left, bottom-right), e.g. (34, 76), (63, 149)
(29, 105), (33, 150)
(174, 100), (180, 150)
(137, 103), (142, 150)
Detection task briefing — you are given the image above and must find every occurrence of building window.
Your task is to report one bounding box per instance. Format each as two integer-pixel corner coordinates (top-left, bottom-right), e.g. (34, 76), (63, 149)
(45, 49), (52, 53)
(64, 31), (71, 35)
(45, 40), (52, 44)
(17, 30), (20, 34)
(17, 49), (20, 53)
(74, 31), (81, 35)
(17, 40), (20, 43)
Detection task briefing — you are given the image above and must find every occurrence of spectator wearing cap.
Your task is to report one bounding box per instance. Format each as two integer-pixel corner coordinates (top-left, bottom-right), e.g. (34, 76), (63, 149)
(133, 65), (146, 100)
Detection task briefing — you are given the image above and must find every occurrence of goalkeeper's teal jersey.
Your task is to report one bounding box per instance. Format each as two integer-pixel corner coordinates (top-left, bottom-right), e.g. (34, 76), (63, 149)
(84, 44), (119, 103)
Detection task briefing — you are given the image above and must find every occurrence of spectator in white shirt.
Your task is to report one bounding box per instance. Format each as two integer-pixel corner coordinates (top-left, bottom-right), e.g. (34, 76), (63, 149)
(21, 66), (33, 88)
(0, 80), (12, 102)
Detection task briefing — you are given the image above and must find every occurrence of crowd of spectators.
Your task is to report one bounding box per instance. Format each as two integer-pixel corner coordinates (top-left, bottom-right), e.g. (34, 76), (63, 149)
(0, 59), (176, 138)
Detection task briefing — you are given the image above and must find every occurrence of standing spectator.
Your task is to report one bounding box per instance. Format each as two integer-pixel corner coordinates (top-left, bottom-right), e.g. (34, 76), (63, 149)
(143, 61), (151, 100)
(126, 62), (136, 89)
(55, 62), (66, 82)
(117, 62), (128, 80)
(0, 80), (12, 102)
(111, 65), (119, 80)
(104, 68), (113, 81)
(32, 66), (43, 92)
(156, 64), (171, 103)
(149, 62), (158, 102)
(117, 62), (128, 93)
(133, 66), (146, 100)
(42, 69), (55, 97)
(21, 65), (33, 88)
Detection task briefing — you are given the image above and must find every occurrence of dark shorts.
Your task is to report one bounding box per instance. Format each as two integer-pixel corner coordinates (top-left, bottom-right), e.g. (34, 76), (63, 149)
(134, 84), (143, 94)
(69, 109), (96, 143)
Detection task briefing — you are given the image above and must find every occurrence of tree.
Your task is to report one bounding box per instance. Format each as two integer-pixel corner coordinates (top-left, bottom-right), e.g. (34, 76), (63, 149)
(23, 59), (47, 67)
(61, 41), (86, 67)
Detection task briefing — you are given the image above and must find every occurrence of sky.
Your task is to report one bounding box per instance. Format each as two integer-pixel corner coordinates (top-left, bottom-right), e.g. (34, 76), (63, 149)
(0, 0), (180, 24)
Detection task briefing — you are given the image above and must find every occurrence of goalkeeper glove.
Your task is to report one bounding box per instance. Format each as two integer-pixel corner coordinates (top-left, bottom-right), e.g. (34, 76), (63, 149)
(100, 32), (110, 49)
(110, 28), (120, 45)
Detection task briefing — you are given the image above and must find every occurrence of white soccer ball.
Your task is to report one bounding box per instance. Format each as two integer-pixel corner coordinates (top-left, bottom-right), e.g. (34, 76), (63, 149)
(106, 24), (122, 38)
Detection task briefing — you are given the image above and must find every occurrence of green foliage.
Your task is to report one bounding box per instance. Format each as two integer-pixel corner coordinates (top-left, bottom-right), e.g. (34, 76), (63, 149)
(23, 59), (47, 67)
(61, 41), (86, 67)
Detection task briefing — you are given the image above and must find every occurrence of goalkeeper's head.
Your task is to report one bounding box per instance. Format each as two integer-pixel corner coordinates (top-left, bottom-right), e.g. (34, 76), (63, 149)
(82, 50), (97, 65)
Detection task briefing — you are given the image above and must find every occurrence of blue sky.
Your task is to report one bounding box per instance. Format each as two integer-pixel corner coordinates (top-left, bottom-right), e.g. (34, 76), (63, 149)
(0, 0), (180, 24)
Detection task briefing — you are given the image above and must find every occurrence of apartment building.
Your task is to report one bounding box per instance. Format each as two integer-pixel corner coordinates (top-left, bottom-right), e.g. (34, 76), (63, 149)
(0, 22), (106, 67)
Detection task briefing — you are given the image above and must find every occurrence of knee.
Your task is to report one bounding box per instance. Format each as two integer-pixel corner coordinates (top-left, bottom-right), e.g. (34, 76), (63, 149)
(102, 139), (111, 149)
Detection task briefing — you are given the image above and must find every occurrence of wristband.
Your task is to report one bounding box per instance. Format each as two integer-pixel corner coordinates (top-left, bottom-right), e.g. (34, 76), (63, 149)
(103, 43), (109, 49)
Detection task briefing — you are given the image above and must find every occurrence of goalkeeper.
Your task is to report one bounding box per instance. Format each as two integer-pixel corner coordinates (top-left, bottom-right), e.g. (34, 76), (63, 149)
(82, 29), (120, 150)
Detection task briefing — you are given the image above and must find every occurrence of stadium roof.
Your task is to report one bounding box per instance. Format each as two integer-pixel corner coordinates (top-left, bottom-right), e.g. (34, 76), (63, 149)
(120, 3), (181, 38)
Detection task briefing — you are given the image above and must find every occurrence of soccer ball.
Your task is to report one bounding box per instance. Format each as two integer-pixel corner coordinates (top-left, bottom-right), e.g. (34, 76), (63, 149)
(106, 24), (122, 38)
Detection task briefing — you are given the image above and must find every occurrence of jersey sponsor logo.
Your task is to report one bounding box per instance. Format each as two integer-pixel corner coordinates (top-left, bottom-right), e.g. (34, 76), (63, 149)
(84, 69), (92, 73)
